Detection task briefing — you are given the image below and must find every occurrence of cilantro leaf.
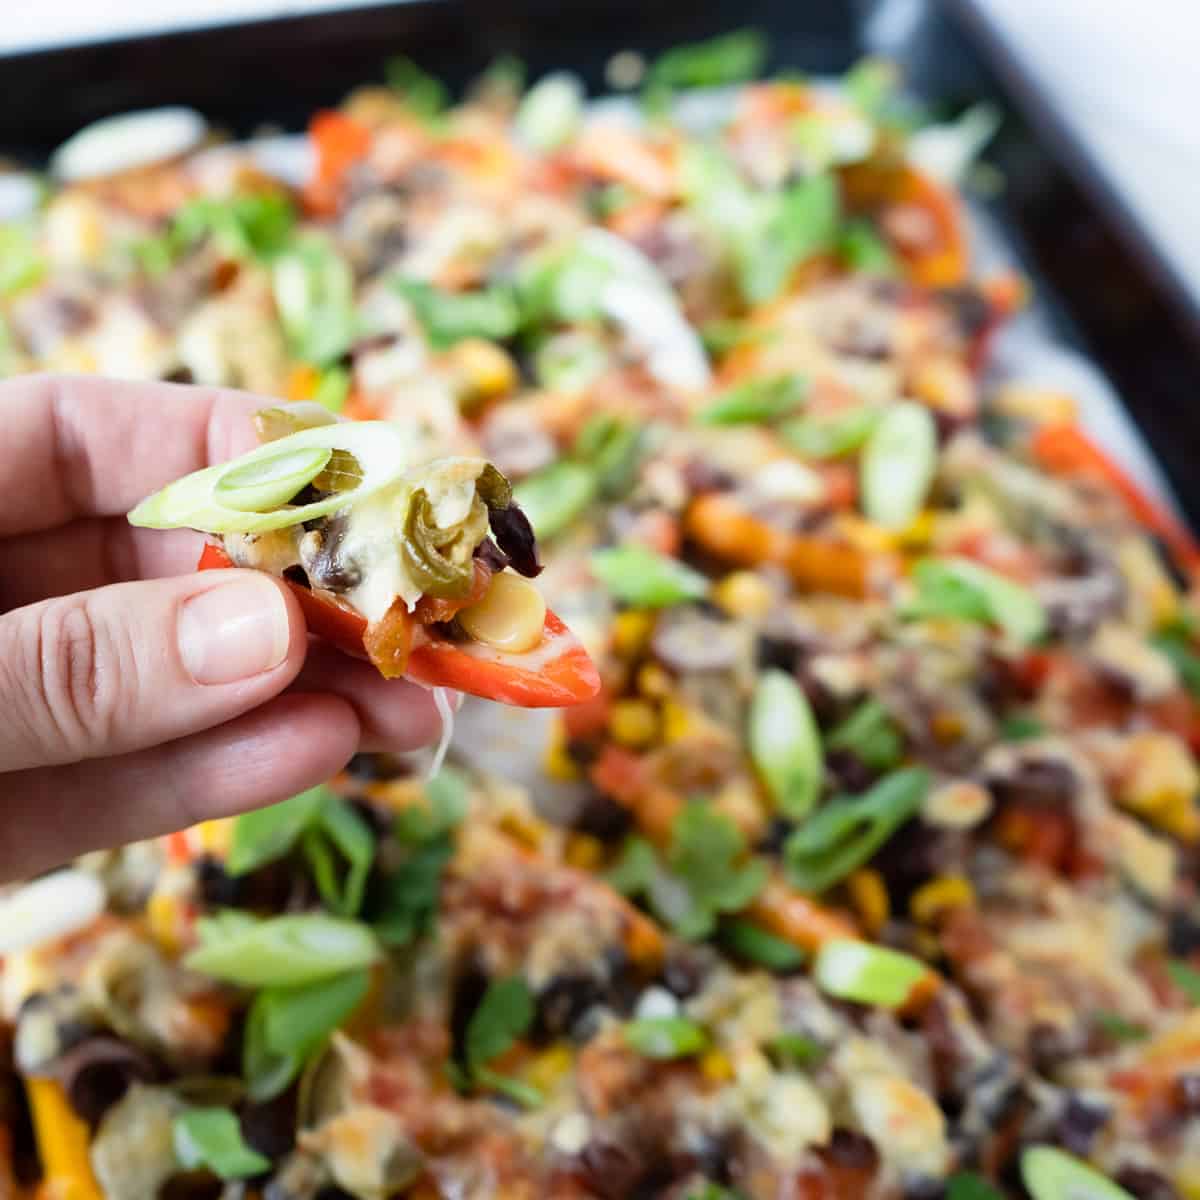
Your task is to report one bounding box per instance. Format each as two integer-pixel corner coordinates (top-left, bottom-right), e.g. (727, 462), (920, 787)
(827, 699), (904, 771)
(368, 837), (452, 948)
(1168, 958), (1200, 1004)
(466, 976), (535, 1074)
(611, 805), (767, 940)
(946, 1172), (1005, 1200)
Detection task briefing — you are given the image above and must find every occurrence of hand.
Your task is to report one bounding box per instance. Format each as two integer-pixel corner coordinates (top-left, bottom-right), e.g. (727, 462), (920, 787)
(0, 375), (445, 881)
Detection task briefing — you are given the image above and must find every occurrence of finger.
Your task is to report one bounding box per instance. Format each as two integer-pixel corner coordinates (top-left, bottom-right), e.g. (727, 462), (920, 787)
(0, 569), (306, 771)
(0, 373), (269, 538)
(0, 692), (361, 881)
(292, 641), (447, 752)
(0, 519), (204, 611)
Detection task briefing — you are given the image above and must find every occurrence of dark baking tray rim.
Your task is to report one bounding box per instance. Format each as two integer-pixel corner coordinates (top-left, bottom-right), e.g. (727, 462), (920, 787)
(2, 0), (1199, 529)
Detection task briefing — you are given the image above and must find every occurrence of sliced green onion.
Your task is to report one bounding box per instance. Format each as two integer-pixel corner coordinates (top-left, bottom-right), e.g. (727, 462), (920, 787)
(385, 56), (449, 120)
(302, 797), (375, 918)
(575, 415), (644, 499)
(813, 938), (929, 1008)
(1020, 1147), (1135, 1200)
(842, 58), (901, 119)
(740, 174), (840, 304)
(999, 712), (1045, 742)
(720, 919), (807, 971)
(784, 766), (929, 894)
(515, 72), (584, 152)
(128, 421), (427, 535)
(767, 1031), (826, 1069)
(172, 1108), (269, 1180)
(749, 670), (823, 820)
(623, 1016), (708, 1060)
(0, 222), (45, 297)
(314, 366), (350, 413)
(533, 331), (609, 393)
(780, 405), (881, 459)
(185, 913), (380, 988)
(699, 320), (776, 358)
(272, 234), (356, 366)
(226, 787), (327, 877)
(860, 400), (937, 530)
(590, 543), (710, 608)
(826, 699), (903, 770)
(513, 461), (597, 539)
(696, 374), (806, 426)
(171, 192), (296, 264)
(261, 968), (369, 1061)
(212, 445), (333, 513)
(903, 557), (1047, 645)
(643, 29), (767, 94)
(1152, 625), (1200, 699)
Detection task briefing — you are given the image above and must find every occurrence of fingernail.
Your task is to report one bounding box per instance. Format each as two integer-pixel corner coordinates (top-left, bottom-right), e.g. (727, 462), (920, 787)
(179, 578), (290, 685)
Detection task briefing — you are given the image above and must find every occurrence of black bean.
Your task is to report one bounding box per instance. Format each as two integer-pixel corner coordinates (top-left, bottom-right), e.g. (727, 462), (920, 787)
(661, 947), (710, 999)
(1168, 909), (1200, 956)
(537, 975), (603, 1038)
(825, 1129), (880, 1171)
(825, 748), (878, 793)
(1174, 1073), (1200, 1115)
(197, 857), (243, 908)
(1113, 1166), (1180, 1200)
(937, 285), (992, 339)
(241, 1089), (298, 1161)
(572, 791), (632, 840)
(1057, 1093), (1111, 1156)
(578, 1142), (645, 1200)
(986, 758), (1078, 809)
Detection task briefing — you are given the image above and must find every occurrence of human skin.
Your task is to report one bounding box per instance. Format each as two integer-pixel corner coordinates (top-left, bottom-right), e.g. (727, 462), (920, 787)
(0, 374), (445, 881)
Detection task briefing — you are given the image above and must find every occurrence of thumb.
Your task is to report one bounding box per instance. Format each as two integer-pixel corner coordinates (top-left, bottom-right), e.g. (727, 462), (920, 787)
(0, 569), (306, 772)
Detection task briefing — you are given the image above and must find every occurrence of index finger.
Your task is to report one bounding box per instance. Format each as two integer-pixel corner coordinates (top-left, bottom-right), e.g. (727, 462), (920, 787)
(0, 373), (270, 538)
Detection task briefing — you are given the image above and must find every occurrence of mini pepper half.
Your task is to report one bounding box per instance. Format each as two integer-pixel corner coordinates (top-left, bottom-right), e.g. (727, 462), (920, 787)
(129, 402), (600, 708)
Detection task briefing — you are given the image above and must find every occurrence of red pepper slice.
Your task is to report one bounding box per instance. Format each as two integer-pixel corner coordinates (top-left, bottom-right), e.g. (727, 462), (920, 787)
(197, 543), (600, 707)
(1031, 423), (1200, 572)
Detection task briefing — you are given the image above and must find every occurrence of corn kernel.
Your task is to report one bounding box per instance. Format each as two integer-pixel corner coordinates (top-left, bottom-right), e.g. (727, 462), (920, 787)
(25, 1077), (103, 1200)
(835, 513), (896, 553)
(699, 1049), (734, 1083)
(930, 711), (964, 744)
(285, 363), (320, 401)
(451, 338), (518, 405)
(913, 928), (942, 961)
(613, 610), (655, 659)
(910, 875), (975, 925)
(636, 662), (673, 699)
(565, 833), (605, 870)
(196, 817), (233, 858)
(896, 510), (935, 550)
(499, 808), (547, 850)
(1174, 1163), (1200, 1200)
(543, 722), (582, 782)
(846, 869), (890, 936)
(712, 570), (774, 619)
(147, 891), (186, 956)
(609, 700), (659, 748)
(1155, 794), (1200, 844)
(993, 384), (1077, 426)
(458, 572), (546, 653)
(661, 699), (701, 744)
(523, 1043), (574, 1093)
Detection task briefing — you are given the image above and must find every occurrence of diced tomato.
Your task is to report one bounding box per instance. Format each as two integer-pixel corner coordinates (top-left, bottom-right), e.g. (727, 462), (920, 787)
(305, 110), (371, 215)
(196, 543), (599, 707)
